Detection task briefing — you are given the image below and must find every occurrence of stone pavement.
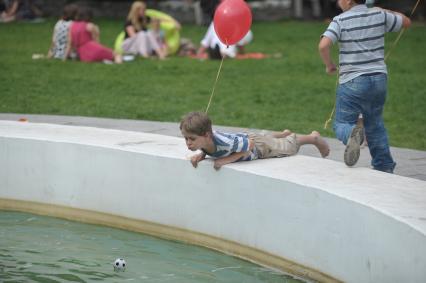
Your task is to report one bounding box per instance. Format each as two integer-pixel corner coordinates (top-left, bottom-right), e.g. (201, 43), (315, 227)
(1, 113), (425, 181)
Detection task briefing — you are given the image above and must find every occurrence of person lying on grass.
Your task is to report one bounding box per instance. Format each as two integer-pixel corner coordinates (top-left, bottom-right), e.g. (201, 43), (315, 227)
(180, 111), (330, 170)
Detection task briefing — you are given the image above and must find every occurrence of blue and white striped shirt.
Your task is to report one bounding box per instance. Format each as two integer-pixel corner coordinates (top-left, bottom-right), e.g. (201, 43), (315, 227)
(203, 131), (258, 161)
(322, 5), (403, 83)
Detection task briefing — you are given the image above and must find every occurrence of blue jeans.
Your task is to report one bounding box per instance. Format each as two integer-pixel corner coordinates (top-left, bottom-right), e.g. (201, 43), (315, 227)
(334, 73), (396, 173)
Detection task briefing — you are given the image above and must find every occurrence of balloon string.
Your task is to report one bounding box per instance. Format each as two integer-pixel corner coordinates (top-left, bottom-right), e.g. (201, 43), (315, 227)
(324, 1), (421, 129)
(385, 0), (421, 61)
(205, 51), (225, 114)
(323, 71), (339, 129)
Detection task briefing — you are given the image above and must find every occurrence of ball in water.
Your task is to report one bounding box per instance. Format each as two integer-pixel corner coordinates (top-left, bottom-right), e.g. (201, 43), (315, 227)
(113, 258), (126, 272)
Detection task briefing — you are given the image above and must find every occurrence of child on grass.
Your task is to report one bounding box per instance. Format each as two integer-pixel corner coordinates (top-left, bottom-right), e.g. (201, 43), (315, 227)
(47, 4), (78, 60)
(150, 18), (168, 56)
(180, 112), (330, 170)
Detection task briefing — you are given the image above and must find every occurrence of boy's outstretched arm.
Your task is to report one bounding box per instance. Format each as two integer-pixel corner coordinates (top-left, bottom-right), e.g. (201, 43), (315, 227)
(214, 139), (254, 170)
(213, 151), (249, 170)
(318, 36), (337, 74)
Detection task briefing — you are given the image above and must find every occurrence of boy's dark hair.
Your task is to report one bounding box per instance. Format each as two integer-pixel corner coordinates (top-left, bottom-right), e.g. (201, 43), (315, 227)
(353, 0), (365, 4)
(76, 6), (93, 22)
(180, 112), (213, 136)
(63, 4), (78, 21)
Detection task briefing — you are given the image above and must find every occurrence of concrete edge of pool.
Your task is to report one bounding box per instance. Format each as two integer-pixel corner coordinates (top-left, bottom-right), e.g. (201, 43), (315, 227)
(0, 121), (425, 283)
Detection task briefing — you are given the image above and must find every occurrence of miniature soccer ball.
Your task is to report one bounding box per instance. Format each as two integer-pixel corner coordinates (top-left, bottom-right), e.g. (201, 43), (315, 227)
(113, 258), (126, 272)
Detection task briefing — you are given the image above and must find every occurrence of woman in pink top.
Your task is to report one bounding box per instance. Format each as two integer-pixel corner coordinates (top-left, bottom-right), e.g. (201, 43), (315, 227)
(65, 7), (121, 63)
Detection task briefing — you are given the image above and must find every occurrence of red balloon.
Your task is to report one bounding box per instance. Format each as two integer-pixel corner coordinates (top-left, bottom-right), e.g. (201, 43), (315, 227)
(213, 0), (252, 46)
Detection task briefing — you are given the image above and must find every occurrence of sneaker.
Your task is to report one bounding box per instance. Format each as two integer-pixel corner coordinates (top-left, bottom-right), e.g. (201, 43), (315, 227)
(344, 124), (364, 167)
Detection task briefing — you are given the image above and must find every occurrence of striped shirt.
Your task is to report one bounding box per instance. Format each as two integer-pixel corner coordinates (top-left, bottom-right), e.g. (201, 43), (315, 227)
(203, 131), (258, 161)
(322, 5), (403, 83)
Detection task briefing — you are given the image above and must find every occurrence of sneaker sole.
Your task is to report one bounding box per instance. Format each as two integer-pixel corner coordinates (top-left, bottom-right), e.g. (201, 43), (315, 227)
(344, 125), (363, 167)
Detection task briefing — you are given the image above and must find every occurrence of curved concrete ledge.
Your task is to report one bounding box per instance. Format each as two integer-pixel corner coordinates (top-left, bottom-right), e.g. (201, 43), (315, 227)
(1, 121), (425, 283)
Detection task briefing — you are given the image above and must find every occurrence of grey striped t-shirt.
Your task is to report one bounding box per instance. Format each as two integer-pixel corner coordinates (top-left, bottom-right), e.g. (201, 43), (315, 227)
(322, 5), (403, 83)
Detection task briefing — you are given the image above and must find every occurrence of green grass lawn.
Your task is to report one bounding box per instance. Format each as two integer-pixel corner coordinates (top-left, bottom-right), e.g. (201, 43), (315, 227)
(0, 20), (425, 150)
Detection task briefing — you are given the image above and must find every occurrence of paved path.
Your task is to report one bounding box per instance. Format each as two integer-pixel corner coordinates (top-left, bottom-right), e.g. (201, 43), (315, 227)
(1, 113), (425, 181)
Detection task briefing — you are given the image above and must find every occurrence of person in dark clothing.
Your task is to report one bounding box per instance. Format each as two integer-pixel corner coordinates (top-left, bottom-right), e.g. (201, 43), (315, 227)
(200, 0), (220, 21)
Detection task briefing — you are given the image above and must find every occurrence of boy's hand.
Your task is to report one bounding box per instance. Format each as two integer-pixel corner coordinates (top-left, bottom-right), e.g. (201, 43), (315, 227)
(213, 159), (226, 170)
(190, 153), (205, 168)
(326, 63), (337, 74)
(319, 37), (337, 75)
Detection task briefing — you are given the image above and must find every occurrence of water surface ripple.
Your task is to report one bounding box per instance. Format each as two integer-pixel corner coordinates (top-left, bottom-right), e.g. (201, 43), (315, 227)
(0, 211), (303, 282)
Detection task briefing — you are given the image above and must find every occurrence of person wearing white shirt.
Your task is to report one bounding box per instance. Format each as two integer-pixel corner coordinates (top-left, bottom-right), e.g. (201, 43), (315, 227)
(197, 22), (253, 59)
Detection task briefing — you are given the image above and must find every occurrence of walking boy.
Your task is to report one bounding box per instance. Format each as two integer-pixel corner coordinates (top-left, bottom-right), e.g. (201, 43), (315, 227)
(318, 0), (411, 172)
(180, 112), (330, 170)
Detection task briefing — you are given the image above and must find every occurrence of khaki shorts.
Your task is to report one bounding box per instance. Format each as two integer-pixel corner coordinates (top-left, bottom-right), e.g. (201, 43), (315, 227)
(248, 133), (299, 159)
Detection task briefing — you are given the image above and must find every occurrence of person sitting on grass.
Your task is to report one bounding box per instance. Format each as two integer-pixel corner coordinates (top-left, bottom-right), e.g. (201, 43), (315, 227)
(0, 0), (18, 23)
(150, 18), (168, 57)
(0, 0), (42, 23)
(121, 1), (166, 59)
(180, 112), (330, 170)
(64, 6), (122, 63)
(47, 3), (78, 60)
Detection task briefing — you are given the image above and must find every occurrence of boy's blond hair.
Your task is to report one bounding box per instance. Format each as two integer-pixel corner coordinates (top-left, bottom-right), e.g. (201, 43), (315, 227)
(180, 112), (212, 136)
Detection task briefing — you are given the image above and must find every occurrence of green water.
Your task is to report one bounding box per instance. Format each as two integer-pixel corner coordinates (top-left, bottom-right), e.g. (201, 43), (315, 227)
(0, 211), (303, 283)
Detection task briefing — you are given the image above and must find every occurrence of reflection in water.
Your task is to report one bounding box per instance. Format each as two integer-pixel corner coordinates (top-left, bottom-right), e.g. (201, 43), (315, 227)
(0, 211), (304, 282)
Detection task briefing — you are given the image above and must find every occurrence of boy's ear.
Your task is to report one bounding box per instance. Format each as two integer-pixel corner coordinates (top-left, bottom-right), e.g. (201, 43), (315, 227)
(203, 132), (211, 138)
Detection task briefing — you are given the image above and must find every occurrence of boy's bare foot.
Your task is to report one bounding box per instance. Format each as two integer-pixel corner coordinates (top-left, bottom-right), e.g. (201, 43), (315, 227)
(311, 131), (330, 158)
